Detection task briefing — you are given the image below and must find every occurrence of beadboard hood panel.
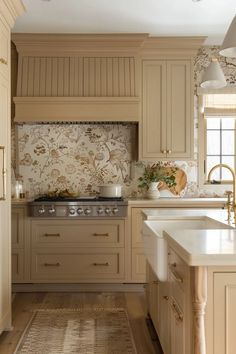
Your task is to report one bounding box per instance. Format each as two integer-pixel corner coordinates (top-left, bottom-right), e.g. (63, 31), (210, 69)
(12, 34), (204, 123)
(12, 34), (144, 123)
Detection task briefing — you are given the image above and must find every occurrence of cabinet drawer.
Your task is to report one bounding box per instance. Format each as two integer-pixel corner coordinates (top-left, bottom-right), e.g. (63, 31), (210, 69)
(31, 220), (124, 247)
(168, 247), (189, 291)
(31, 248), (125, 282)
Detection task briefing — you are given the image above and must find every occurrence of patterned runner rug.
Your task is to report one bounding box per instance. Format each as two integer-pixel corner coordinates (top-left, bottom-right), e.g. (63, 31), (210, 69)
(14, 308), (137, 354)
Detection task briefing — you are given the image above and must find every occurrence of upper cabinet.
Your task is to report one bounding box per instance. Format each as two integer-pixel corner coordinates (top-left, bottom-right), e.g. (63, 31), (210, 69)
(12, 35), (205, 124)
(140, 59), (193, 160)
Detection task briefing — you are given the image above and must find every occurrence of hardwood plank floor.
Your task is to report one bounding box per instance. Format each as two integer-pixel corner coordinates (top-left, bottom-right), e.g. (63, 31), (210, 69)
(0, 292), (162, 354)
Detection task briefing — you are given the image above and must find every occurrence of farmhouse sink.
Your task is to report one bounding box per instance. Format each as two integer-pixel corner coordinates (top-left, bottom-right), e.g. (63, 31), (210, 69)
(142, 217), (233, 281)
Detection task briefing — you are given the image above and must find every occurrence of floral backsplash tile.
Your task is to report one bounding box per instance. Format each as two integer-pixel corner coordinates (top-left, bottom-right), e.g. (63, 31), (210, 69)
(12, 46), (236, 199)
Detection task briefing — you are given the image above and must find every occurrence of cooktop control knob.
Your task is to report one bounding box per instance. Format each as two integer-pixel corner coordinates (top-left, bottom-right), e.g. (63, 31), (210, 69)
(97, 207), (103, 215)
(48, 206), (55, 214)
(84, 208), (91, 215)
(105, 207), (111, 215)
(112, 207), (119, 214)
(77, 207), (83, 215)
(38, 206), (45, 214)
(69, 207), (76, 215)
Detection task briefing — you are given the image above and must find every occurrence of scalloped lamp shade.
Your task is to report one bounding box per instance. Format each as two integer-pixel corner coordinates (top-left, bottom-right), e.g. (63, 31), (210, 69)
(220, 15), (236, 57)
(200, 59), (227, 89)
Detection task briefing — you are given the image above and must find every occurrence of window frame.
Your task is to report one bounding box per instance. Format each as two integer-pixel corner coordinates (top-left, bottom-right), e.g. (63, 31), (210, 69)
(198, 90), (236, 192)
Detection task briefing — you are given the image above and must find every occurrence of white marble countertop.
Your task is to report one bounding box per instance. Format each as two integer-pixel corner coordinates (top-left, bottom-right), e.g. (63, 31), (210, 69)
(142, 208), (236, 266)
(128, 197), (226, 208)
(164, 228), (236, 266)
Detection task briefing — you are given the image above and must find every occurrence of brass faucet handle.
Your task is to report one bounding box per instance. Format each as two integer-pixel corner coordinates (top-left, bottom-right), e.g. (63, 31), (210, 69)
(225, 190), (233, 202)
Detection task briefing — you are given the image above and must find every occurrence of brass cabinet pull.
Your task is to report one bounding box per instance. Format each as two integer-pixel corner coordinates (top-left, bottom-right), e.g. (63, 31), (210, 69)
(92, 233), (109, 237)
(167, 150), (172, 154)
(44, 233), (60, 237)
(170, 265), (183, 283)
(44, 262), (60, 267)
(0, 58), (7, 65)
(161, 149), (167, 154)
(163, 295), (169, 300)
(93, 262), (109, 266)
(0, 146), (6, 201)
(152, 280), (159, 285)
(171, 298), (183, 322)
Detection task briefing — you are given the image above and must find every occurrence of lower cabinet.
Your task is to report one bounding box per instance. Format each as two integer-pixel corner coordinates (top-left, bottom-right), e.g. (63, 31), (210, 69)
(146, 247), (191, 354)
(11, 209), (127, 284)
(207, 271), (236, 354)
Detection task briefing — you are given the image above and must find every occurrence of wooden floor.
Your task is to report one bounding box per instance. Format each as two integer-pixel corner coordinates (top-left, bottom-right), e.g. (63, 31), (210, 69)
(0, 291), (162, 354)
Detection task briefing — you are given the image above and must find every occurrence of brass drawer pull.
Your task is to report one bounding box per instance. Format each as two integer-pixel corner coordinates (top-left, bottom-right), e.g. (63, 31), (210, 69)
(167, 150), (172, 154)
(92, 233), (109, 237)
(0, 58), (7, 65)
(93, 262), (109, 266)
(163, 295), (169, 300)
(44, 233), (60, 237)
(171, 299), (183, 322)
(170, 268), (183, 283)
(0, 146), (6, 201)
(161, 149), (167, 154)
(170, 264), (183, 283)
(44, 262), (60, 267)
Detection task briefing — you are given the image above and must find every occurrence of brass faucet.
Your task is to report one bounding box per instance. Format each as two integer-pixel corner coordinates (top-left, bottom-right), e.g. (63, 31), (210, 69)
(207, 163), (236, 222)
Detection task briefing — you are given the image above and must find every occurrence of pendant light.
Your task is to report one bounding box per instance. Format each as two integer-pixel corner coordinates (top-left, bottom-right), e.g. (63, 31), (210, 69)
(219, 15), (236, 57)
(200, 58), (227, 89)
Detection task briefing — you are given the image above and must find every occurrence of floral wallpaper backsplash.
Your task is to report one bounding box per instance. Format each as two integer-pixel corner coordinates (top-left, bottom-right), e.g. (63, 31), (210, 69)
(12, 46), (236, 199)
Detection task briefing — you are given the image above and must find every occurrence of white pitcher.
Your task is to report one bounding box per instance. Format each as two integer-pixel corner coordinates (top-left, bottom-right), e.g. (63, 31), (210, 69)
(147, 181), (161, 199)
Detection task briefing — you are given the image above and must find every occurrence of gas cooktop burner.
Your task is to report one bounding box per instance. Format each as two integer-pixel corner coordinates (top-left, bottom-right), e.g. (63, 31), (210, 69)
(29, 195), (127, 218)
(34, 196), (124, 202)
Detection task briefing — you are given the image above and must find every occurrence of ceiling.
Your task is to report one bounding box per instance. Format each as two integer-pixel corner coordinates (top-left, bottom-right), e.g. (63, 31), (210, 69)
(12, 0), (236, 45)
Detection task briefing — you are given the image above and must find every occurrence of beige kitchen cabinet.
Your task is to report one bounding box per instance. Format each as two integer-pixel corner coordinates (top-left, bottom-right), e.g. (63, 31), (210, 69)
(131, 207), (147, 281)
(0, 0), (24, 334)
(140, 59), (193, 160)
(205, 271), (236, 354)
(11, 205), (30, 283)
(146, 261), (170, 354)
(30, 219), (126, 283)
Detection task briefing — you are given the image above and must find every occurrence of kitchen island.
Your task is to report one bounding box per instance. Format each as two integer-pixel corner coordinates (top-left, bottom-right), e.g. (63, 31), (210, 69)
(142, 208), (236, 354)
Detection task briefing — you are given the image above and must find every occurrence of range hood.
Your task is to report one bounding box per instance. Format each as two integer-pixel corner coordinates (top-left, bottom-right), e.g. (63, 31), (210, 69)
(12, 33), (145, 123)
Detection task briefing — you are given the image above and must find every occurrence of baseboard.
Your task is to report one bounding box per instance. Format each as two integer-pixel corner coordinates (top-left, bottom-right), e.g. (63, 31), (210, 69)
(12, 283), (145, 293)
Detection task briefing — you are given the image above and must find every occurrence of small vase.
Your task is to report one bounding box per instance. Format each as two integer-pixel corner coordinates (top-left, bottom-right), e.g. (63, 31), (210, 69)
(147, 182), (161, 199)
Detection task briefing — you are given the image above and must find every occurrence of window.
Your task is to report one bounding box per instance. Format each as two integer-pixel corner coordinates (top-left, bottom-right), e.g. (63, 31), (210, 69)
(205, 116), (235, 181)
(198, 90), (236, 188)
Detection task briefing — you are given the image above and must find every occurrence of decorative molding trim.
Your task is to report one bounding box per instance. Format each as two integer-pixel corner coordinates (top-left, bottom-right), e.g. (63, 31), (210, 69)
(12, 33), (149, 55)
(13, 96), (140, 122)
(0, 0), (25, 28)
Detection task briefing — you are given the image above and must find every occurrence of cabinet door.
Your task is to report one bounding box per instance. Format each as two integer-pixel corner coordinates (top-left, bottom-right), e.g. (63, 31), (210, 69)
(158, 282), (170, 354)
(213, 273), (236, 354)
(141, 60), (167, 160)
(0, 53), (11, 332)
(166, 60), (193, 159)
(131, 208), (147, 281)
(0, 17), (10, 80)
(169, 296), (184, 354)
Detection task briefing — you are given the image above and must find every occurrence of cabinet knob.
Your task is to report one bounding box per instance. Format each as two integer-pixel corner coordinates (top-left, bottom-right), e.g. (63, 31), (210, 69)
(0, 58), (7, 65)
(167, 150), (172, 154)
(161, 150), (167, 154)
(163, 295), (169, 300)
